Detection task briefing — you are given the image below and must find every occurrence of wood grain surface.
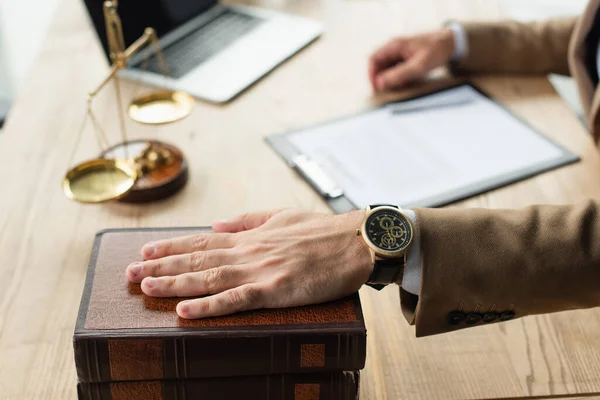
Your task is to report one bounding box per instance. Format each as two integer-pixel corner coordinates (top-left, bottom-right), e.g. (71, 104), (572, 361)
(1, 0), (600, 399)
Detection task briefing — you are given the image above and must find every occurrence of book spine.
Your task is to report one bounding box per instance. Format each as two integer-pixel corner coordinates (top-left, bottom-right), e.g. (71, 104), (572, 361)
(74, 332), (366, 383)
(77, 371), (360, 400)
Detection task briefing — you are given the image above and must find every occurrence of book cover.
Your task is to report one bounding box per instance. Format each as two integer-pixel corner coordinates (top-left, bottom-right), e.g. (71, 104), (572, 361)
(74, 228), (367, 383)
(77, 371), (360, 400)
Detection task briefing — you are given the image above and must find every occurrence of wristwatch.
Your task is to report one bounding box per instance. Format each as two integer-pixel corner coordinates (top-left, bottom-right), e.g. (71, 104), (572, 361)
(356, 204), (415, 290)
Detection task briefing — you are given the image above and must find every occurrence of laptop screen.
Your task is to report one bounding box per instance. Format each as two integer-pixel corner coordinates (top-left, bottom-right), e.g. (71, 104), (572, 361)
(83, 0), (218, 60)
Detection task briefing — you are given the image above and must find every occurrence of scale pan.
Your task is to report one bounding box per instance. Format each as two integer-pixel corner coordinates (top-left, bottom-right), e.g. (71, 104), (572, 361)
(128, 91), (194, 125)
(62, 158), (137, 203)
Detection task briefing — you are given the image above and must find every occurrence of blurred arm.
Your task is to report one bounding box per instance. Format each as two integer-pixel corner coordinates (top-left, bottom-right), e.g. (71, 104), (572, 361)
(450, 18), (577, 76)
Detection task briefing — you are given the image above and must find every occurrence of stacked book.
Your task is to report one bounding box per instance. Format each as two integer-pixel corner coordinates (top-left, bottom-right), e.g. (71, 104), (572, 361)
(74, 228), (367, 400)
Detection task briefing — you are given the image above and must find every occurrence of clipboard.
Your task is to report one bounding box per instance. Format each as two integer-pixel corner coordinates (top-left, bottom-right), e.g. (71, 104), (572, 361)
(265, 83), (580, 214)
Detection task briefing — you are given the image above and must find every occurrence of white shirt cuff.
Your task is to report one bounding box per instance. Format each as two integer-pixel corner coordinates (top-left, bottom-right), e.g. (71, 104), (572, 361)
(402, 209), (421, 295)
(446, 20), (468, 62)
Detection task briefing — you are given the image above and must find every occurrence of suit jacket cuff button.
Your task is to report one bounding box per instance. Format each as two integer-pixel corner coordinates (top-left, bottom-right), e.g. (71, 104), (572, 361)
(499, 311), (515, 321)
(465, 312), (482, 324)
(447, 311), (466, 325)
(483, 312), (499, 323)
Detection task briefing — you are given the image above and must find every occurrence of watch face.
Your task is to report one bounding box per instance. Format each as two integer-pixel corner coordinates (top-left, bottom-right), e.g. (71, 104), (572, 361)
(365, 208), (413, 252)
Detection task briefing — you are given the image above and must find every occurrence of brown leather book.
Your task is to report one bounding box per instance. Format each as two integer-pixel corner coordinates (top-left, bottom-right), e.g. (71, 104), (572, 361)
(74, 228), (367, 383)
(77, 371), (359, 400)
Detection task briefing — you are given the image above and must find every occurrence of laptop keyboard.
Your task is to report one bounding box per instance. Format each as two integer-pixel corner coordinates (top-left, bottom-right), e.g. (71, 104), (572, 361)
(139, 9), (264, 79)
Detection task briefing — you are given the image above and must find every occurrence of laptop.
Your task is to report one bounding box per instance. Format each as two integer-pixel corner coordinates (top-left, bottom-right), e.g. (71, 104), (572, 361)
(83, 0), (323, 103)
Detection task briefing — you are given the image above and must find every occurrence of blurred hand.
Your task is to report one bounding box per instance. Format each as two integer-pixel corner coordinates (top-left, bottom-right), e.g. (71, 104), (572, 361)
(369, 28), (455, 92)
(126, 209), (372, 319)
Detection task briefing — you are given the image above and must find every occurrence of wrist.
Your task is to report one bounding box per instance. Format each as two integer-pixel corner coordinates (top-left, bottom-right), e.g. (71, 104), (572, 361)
(345, 210), (374, 280)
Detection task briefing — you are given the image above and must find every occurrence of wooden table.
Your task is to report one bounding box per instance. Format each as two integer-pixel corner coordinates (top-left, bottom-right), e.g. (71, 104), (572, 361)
(2, 0), (600, 399)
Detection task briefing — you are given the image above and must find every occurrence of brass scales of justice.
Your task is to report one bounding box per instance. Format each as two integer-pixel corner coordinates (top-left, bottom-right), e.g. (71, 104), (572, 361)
(62, 0), (195, 204)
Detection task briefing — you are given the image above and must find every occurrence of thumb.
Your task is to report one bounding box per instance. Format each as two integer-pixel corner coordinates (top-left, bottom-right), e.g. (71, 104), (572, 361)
(375, 54), (427, 91)
(212, 209), (284, 233)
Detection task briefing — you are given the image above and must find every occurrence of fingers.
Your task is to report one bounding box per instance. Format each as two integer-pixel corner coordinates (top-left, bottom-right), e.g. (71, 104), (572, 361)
(213, 209), (284, 233)
(176, 284), (264, 318)
(141, 233), (235, 260)
(141, 265), (251, 297)
(368, 39), (407, 89)
(375, 54), (427, 91)
(127, 249), (235, 283)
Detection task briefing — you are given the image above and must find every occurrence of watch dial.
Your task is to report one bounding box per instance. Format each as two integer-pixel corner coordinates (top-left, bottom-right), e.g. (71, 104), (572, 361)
(365, 208), (413, 252)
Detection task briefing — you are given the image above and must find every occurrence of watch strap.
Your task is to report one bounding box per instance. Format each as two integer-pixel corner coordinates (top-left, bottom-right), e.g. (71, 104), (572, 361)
(366, 257), (406, 290)
(369, 204), (399, 209)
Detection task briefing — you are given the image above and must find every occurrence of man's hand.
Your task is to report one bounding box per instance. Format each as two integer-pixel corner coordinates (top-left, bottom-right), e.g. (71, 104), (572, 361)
(126, 209), (372, 319)
(369, 28), (455, 92)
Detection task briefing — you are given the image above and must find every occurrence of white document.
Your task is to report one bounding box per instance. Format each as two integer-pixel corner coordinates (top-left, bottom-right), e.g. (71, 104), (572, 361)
(287, 85), (573, 208)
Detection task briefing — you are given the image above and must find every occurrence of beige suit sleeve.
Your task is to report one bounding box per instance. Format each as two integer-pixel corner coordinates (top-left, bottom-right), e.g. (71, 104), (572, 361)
(403, 201), (600, 337)
(451, 18), (577, 76)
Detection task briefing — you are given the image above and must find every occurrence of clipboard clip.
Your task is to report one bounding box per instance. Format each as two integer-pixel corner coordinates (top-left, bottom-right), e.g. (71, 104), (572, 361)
(387, 92), (474, 114)
(291, 154), (344, 199)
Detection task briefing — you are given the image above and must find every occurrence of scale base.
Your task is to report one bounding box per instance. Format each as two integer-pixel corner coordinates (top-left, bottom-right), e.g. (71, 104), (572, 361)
(101, 140), (188, 203)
